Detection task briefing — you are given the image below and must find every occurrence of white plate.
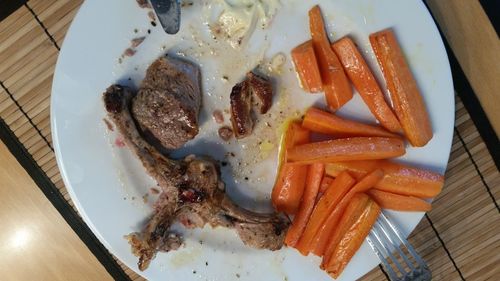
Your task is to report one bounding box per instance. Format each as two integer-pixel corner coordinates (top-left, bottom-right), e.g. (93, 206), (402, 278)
(51, 0), (454, 280)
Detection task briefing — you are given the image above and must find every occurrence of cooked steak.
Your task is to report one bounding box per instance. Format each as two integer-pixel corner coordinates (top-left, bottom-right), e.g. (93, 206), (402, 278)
(247, 72), (273, 114)
(103, 85), (289, 271)
(229, 72), (274, 139)
(230, 81), (254, 139)
(132, 56), (201, 150)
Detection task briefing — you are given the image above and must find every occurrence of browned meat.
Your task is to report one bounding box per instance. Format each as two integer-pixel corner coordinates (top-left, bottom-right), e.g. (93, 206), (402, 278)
(229, 72), (274, 139)
(103, 85), (289, 271)
(136, 0), (151, 8)
(230, 81), (254, 138)
(212, 110), (224, 124)
(247, 72), (273, 114)
(218, 126), (233, 141)
(132, 56), (201, 150)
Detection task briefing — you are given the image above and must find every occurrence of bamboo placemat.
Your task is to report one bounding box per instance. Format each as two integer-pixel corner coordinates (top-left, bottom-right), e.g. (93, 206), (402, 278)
(0, 1), (498, 280)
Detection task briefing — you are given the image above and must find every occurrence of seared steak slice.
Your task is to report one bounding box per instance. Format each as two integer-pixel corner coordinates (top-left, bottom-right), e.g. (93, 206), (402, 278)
(230, 81), (254, 138)
(229, 72), (274, 139)
(103, 85), (185, 190)
(247, 72), (273, 114)
(103, 84), (289, 271)
(132, 56), (201, 150)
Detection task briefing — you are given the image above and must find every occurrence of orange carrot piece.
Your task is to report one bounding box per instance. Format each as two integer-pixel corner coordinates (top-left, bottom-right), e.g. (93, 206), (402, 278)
(320, 176), (335, 193)
(311, 169), (384, 256)
(295, 172), (356, 255)
(272, 164), (309, 214)
(368, 189), (431, 212)
(272, 122), (311, 214)
(287, 137), (405, 164)
(302, 107), (399, 138)
(280, 121), (311, 162)
(309, 6), (352, 110)
(322, 193), (372, 268)
(292, 40), (323, 93)
(325, 160), (444, 198)
(323, 197), (381, 278)
(332, 37), (402, 133)
(370, 29), (433, 147)
(285, 163), (325, 247)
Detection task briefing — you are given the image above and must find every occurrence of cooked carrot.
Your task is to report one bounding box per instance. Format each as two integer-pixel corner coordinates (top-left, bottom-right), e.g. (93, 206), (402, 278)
(323, 197), (381, 278)
(322, 193), (371, 268)
(320, 176), (335, 193)
(368, 189), (431, 212)
(284, 163), (325, 247)
(331, 37), (402, 133)
(287, 137), (405, 164)
(325, 160), (444, 198)
(370, 29), (433, 147)
(302, 107), (399, 138)
(311, 169), (384, 256)
(292, 40), (323, 93)
(295, 172), (356, 255)
(309, 5), (352, 110)
(272, 122), (311, 214)
(280, 121), (311, 162)
(272, 164), (309, 214)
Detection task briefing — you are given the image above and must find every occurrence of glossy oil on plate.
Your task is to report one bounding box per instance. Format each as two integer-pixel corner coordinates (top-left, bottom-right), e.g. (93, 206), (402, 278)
(51, 0), (454, 280)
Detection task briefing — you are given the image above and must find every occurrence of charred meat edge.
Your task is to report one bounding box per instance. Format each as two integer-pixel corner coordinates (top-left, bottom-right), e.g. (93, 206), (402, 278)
(247, 72), (273, 114)
(230, 81), (254, 139)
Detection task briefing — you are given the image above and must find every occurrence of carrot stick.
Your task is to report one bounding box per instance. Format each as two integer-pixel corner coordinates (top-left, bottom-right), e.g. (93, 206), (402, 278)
(322, 193), (371, 268)
(311, 169), (384, 256)
(323, 197), (381, 278)
(295, 172), (356, 255)
(370, 29), (433, 147)
(284, 163), (325, 247)
(368, 189), (431, 212)
(325, 160), (444, 198)
(272, 164), (309, 214)
(332, 37), (402, 133)
(320, 176), (335, 193)
(309, 5), (352, 110)
(280, 121), (311, 162)
(287, 137), (405, 164)
(292, 40), (323, 93)
(272, 122), (311, 214)
(302, 107), (399, 138)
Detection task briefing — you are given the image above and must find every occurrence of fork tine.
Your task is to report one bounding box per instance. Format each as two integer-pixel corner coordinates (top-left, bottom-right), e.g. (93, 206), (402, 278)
(367, 231), (399, 280)
(372, 221), (407, 274)
(379, 213), (427, 267)
(377, 216), (416, 270)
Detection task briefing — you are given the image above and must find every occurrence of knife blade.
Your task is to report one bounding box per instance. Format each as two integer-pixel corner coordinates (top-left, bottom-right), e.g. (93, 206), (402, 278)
(149, 0), (181, 34)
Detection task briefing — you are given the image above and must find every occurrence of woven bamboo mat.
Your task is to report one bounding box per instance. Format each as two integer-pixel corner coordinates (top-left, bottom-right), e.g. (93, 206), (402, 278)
(0, 1), (498, 280)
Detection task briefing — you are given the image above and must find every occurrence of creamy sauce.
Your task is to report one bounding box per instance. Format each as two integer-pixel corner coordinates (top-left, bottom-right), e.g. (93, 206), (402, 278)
(209, 0), (280, 48)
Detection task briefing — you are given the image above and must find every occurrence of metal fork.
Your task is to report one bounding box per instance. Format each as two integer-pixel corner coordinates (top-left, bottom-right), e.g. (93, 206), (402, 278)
(367, 212), (431, 281)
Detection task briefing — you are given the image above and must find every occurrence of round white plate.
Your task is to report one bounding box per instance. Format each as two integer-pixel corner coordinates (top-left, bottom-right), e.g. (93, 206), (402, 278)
(51, 0), (454, 280)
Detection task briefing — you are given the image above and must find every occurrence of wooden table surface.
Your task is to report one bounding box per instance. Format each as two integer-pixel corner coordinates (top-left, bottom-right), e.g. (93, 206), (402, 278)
(0, 1), (498, 280)
(0, 141), (113, 281)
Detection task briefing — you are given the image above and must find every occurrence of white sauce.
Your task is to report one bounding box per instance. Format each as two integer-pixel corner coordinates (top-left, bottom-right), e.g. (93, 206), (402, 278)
(211, 0), (280, 48)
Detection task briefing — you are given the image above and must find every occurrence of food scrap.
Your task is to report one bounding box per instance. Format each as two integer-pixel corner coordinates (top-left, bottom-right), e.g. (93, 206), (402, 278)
(131, 36), (146, 48)
(230, 71), (274, 139)
(212, 110), (225, 124)
(218, 126), (234, 141)
(114, 137), (126, 148)
(136, 0), (151, 9)
(148, 11), (157, 26)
